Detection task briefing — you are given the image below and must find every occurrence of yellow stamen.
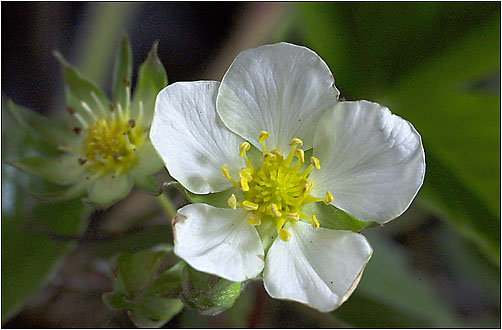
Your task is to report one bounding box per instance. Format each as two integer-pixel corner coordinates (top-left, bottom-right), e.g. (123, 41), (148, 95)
(311, 156), (321, 170)
(228, 194), (237, 210)
(247, 213), (261, 226)
(240, 177), (250, 191)
(239, 142), (251, 157)
(258, 131), (270, 143)
(294, 149), (305, 163)
(279, 228), (291, 242)
(325, 191), (334, 204)
(271, 203), (282, 217)
(242, 200), (259, 211)
(284, 212), (300, 220)
(311, 215), (320, 230)
(301, 178), (313, 193)
(262, 153), (276, 162)
(289, 137), (303, 146)
(221, 165), (232, 180)
(239, 168), (253, 180)
(270, 149), (283, 160)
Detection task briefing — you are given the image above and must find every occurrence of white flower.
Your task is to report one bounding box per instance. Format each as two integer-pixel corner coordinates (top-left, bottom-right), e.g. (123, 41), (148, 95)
(150, 43), (425, 312)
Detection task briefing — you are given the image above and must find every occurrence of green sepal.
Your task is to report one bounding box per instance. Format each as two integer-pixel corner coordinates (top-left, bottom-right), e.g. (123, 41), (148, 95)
(180, 266), (241, 316)
(29, 180), (88, 204)
(129, 294), (184, 326)
(7, 155), (86, 186)
(102, 292), (132, 310)
(7, 100), (77, 148)
(115, 250), (166, 296)
(148, 261), (184, 293)
(53, 51), (110, 123)
(112, 34), (133, 108)
(87, 173), (134, 208)
(103, 248), (184, 328)
(131, 172), (162, 196)
(301, 202), (380, 232)
(131, 41), (168, 126)
(134, 140), (164, 175)
(185, 186), (244, 209)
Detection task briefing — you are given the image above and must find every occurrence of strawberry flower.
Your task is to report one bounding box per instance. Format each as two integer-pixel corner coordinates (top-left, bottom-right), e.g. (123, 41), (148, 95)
(150, 43), (425, 312)
(8, 36), (167, 207)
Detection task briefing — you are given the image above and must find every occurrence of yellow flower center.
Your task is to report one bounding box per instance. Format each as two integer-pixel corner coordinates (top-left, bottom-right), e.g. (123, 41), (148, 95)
(222, 131), (334, 242)
(69, 96), (147, 176)
(83, 117), (144, 175)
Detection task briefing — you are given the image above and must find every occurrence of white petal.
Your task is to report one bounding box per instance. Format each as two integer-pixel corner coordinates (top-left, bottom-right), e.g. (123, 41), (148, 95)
(173, 203), (265, 282)
(217, 42), (339, 154)
(263, 221), (372, 312)
(150, 81), (246, 194)
(309, 100), (425, 223)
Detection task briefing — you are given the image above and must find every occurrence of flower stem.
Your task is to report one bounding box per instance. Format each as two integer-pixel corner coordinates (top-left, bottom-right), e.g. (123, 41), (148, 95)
(155, 192), (177, 219)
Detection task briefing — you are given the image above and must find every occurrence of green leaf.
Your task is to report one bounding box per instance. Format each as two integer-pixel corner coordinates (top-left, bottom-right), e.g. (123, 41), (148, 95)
(54, 51), (110, 124)
(131, 41), (168, 126)
(7, 155), (86, 186)
(112, 34), (133, 108)
(7, 100), (77, 148)
(2, 199), (89, 323)
(378, 17), (501, 263)
(337, 231), (458, 327)
(180, 266), (241, 316)
(301, 202), (379, 232)
(87, 173), (134, 208)
(115, 250), (166, 296)
(2, 106), (91, 323)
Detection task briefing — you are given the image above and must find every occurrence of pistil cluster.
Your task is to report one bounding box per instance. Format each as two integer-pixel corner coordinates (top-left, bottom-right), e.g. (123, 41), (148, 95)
(221, 131), (334, 242)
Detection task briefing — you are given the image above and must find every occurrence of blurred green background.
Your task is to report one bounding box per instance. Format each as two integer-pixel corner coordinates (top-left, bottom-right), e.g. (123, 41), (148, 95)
(2, 2), (500, 328)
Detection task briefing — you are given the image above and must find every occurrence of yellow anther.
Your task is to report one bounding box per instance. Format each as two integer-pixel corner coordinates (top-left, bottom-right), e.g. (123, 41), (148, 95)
(262, 153), (276, 162)
(242, 200), (259, 211)
(221, 165), (232, 180)
(240, 177), (250, 191)
(239, 142), (251, 157)
(289, 137), (303, 146)
(239, 168), (253, 180)
(311, 215), (320, 230)
(270, 149), (283, 160)
(271, 203), (282, 217)
(285, 212), (300, 220)
(279, 228), (291, 242)
(311, 156), (321, 170)
(301, 178), (313, 193)
(294, 149), (305, 163)
(325, 191), (334, 204)
(258, 131), (270, 143)
(246, 213), (261, 226)
(227, 194), (237, 210)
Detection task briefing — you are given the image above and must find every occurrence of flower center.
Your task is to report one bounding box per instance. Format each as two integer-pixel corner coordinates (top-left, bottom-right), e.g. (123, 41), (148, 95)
(77, 100), (146, 176)
(222, 131), (334, 242)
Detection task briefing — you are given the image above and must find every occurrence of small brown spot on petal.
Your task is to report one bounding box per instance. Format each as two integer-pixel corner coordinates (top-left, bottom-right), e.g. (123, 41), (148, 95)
(66, 106), (75, 115)
(73, 127), (81, 135)
(128, 119), (136, 128)
(78, 158), (87, 165)
(122, 77), (131, 87)
(109, 103), (115, 112)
